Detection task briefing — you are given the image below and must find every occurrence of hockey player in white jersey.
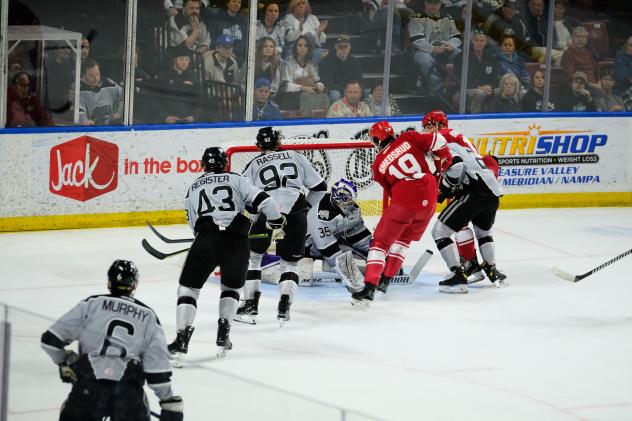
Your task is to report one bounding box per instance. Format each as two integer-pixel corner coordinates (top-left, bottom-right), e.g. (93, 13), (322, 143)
(40, 260), (183, 421)
(168, 147), (285, 359)
(304, 178), (371, 292)
(431, 141), (507, 293)
(236, 126), (327, 325)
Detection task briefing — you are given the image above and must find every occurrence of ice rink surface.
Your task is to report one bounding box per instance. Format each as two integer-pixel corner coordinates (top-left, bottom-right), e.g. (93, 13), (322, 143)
(2, 207), (632, 421)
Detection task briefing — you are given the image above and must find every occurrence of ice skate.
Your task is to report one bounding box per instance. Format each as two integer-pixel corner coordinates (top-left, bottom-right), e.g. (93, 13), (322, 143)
(234, 291), (261, 324)
(216, 318), (232, 358)
(168, 326), (194, 368)
(463, 258), (485, 284)
(277, 294), (291, 326)
(351, 283), (376, 308)
(377, 275), (392, 294)
(438, 267), (468, 294)
(481, 262), (508, 287)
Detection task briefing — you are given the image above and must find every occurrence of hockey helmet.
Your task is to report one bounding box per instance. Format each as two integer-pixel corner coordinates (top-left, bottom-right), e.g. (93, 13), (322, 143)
(202, 147), (228, 173)
(256, 126), (281, 151)
(331, 178), (358, 205)
(107, 259), (139, 296)
(368, 121), (395, 149)
(422, 110), (448, 130)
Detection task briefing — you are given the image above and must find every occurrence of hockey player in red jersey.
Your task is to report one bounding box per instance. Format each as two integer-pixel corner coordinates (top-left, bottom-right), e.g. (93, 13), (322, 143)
(423, 110), (506, 288)
(351, 121), (452, 305)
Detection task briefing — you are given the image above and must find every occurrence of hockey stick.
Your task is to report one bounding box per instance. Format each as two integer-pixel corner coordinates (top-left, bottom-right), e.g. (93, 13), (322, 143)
(552, 248), (632, 282)
(142, 239), (190, 260)
(147, 222), (193, 243)
(408, 250), (434, 282)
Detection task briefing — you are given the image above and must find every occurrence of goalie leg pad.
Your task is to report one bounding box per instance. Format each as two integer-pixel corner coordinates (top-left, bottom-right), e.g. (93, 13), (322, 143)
(335, 251), (364, 293)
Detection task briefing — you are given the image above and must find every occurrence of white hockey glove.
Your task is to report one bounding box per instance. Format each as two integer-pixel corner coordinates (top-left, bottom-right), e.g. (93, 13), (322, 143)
(160, 395), (184, 421)
(334, 251), (364, 293)
(266, 216), (286, 241)
(58, 350), (79, 383)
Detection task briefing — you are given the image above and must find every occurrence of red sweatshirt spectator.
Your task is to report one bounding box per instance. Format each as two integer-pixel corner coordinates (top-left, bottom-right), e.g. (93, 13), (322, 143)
(6, 71), (53, 127)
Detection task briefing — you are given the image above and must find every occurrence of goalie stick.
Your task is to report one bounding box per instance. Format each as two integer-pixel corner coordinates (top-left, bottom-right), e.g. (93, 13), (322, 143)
(408, 249), (433, 282)
(552, 248), (632, 282)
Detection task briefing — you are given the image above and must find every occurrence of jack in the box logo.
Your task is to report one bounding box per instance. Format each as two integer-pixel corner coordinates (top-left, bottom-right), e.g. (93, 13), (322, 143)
(49, 135), (119, 201)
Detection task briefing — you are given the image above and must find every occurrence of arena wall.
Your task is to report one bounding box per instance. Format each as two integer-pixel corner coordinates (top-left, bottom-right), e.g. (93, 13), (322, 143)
(1, 113), (631, 231)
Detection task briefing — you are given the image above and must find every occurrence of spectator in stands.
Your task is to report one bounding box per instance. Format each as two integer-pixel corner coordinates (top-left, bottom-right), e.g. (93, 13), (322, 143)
(557, 71), (596, 111)
(206, 35), (241, 84)
(208, 0), (248, 64)
(280, 0), (328, 63)
(7, 42), (35, 80)
(81, 37), (91, 64)
(277, 35), (329, 116)
(253, 77), (283, 120)
(614, 36), (632, 94)
(164, 0), (209, 16)
(498, 34), (530, 87)
(6, 71), (54, 127)
(78, 59), (124, 125)
(595, 69), (624, 111)
(363, 0), (414, 54)
(326, 80), (373, 118)
(243, 37), (282, 96)
(256, 2), (284, 56)
(408, 0), (462, 96)
(319, 35), (363, 103)
(552, 0), (581, 60)
(483, 72), (522, 113)
(483, 0), (532, 60)
(522, 0), (548, 62)
(45, 42), (74, 121)
(455, 30), (500, 113)
(560, 26), (599, 87)
(154, 46), (201, 124)
(363, 81), (401, 116)
(521, 68), (557, 111)
(169, 0), (212, 75)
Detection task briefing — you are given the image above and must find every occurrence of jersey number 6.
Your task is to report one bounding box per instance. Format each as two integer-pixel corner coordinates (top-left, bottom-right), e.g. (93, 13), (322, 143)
(99, 319), (135, 358)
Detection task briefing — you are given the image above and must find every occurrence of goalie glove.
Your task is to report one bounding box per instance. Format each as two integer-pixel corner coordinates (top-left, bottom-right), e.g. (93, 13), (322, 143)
(160, 396), (184, 421)
(334, 251), (364, 293)
(58, 350), (79, 383)
(266, 215), (286, 241)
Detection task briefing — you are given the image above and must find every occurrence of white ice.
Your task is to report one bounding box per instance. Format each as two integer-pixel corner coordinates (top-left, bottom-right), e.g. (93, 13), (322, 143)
(2, 208), (632, 421)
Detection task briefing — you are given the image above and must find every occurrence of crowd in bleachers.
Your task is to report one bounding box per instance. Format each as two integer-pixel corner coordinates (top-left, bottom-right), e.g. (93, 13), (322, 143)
(4, 0), (632, 128)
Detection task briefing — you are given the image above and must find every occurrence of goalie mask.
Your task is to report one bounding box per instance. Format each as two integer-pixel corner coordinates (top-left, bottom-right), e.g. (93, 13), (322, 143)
(202, 147), (228, 173)
(107, 259), (139, 296)
(256, 126), (281, 151)
(331, 178), (358, 209)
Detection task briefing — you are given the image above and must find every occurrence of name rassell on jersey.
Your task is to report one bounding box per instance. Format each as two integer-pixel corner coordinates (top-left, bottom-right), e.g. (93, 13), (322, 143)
(255, 152), (292, 165)
(102, 298), (150, 322)
(191, 174), (230, 191)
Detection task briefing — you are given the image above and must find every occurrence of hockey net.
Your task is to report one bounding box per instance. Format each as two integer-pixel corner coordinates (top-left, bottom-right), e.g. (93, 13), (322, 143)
(226, 139), (385, 216)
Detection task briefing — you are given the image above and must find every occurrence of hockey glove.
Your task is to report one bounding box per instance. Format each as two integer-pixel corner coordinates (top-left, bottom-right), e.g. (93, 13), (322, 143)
(160, 396), (184, 421)
(58, 350), (79, 383)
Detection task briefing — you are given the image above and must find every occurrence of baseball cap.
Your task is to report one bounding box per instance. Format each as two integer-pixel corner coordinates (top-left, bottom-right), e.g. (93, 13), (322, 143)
(216, 34), (235, 47)
(335, 35), (351, 46)
(572, 71), (588, 83)
(170, 45), (192, 59)
(255, 78), (271, 89)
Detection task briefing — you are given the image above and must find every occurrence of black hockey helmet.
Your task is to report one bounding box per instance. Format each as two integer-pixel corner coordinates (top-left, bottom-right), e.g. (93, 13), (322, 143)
(256, 126), (281, 151)
(107, 259), (139, 296)
(201, 147), (228, 173)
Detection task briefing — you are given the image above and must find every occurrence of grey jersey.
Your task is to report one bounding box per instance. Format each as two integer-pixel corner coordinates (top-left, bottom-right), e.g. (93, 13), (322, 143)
(307, 193), (368, 252)
(446, 143), (503, 197)
(185, 171), (281, 232)
(41, 294), (173, 400)
(243, 150), (324, 214)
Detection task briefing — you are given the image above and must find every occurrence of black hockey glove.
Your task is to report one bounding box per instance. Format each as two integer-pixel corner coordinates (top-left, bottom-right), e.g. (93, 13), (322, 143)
(160, 396), (184, 421)
(265, 215), (286, 230)
(58, 350), (79, 383)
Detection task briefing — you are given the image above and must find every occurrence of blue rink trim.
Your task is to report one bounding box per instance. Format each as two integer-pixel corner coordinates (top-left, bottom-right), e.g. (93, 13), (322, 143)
(2, 111), (630, 135)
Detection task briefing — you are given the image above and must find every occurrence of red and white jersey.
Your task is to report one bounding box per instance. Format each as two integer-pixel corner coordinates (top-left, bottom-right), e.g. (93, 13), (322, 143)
(372, 130), (450, 208)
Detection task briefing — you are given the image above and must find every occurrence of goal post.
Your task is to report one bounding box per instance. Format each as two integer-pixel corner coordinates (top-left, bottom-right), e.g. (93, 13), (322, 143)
(226, 140), (387, 216)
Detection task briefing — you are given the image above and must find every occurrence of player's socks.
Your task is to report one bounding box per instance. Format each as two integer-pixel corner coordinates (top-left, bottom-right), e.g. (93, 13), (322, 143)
(438, 267), (468, 294)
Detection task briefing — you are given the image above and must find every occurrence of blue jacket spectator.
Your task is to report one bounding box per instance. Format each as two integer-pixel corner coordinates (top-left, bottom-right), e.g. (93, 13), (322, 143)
(498, 35), (530, 87)
(614, 37), (632, 94)
(253, 78), (282, 120)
